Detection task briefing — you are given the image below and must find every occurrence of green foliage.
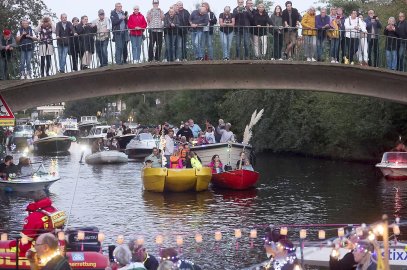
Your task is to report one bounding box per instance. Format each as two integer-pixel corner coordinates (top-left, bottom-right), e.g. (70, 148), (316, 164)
(254, 0), (274, 12)
(0, 0), (55, 31)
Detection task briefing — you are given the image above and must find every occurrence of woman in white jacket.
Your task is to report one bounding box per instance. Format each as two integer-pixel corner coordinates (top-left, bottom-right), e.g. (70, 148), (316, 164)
(344, 10), (367, 64)
(357, 14), (369, 66)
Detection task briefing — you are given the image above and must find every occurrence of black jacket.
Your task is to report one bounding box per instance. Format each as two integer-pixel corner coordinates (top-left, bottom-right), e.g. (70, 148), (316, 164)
(396, 20), (407, 39)
(69, 25), (81, 55)
(164, 13), (179, 35)
(208, 11), (217, 35)
(282, 8), (300, 29)
(55, 21), (75, 47)
(233, 6), (254, 31)
(177, 9), (191, 34)
(76, 23), (97, 54)
(253, 11), (269, 36)
(384, 27), (399, 51)
(329, 252), (356, 270)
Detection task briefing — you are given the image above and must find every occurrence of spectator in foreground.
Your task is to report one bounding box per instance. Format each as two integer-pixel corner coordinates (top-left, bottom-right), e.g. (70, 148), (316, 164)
(160, 248), (201, 270)
(128, 239), (159, 270)
(113, 245), (146, 270)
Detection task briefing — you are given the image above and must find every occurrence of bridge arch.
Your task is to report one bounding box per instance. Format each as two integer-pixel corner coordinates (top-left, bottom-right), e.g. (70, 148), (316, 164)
(0, 61), (406, 111)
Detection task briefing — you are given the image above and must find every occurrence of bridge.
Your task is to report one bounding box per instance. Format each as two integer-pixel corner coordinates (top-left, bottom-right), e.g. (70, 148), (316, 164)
(0, 60), (406, 111)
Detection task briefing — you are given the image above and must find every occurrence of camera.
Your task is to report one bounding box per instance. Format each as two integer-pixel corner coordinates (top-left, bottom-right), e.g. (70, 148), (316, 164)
(336, 15), (340, 19)
(373, 15), (377, 19)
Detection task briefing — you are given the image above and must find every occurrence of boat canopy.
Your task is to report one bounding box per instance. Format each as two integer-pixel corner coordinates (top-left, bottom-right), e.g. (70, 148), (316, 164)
(138, 133), (154, 141)
(382, 152), (407, 163)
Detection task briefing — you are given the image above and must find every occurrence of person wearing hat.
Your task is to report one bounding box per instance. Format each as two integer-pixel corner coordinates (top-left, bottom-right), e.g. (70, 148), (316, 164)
(147, 0), (165, 62)
(0, 29), (16, 80)
(55, 14), (75, 73)
(16, 19), (37, 79)
(93, 9), (112, 67)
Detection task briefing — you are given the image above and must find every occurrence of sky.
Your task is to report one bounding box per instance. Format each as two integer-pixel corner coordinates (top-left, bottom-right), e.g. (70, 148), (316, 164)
(42, 0), (317, 22)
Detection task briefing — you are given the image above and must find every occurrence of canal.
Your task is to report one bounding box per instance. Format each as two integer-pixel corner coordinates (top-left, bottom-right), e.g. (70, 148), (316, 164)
(0, 143), (405, 269)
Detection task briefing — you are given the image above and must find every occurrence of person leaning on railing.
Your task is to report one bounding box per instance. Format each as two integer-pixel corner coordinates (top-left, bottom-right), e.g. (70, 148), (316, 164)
(301, 6), (317, 62)
(76, 15), (97, 70)
(396, 12), (407, 72)
(189, 5), (209, 61)
(16, 19), (36, 79)
(344, 10), (366, 65)
(163, 7), (179, 62)
(252, 3), (269, 59)
(282, 1), (301, 60)
(269, 5), (284, 60)
(110, 2), (128, 65)
(201, 2), (217, 61)
(69, 17), (81, 71)
(35, 17), (55, 77)
(92, 9), (112, 68)
(316, 7), (330, 62)
(55, 14), (75, 74)
(175, 1), (190, 61)
(219, 6), (235, 61)
(384, 16), (398, 71)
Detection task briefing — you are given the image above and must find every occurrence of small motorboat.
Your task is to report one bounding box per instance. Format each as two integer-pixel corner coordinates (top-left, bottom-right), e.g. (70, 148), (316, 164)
(33, 135), (72, 155)
(60, 118), (79, 139)
(125, 133), (159, 159)
(10, 125), (33, 149)
(77, 125), (110, 145)
(114, 133), (136, 151)
(85, 150), (128, 165)
(142, 167), (212, 192)
(376, 152), (407, 180)
(0, 174), (60, 193)
(211, 169), (259, 190)
(78, 116), (100, 137)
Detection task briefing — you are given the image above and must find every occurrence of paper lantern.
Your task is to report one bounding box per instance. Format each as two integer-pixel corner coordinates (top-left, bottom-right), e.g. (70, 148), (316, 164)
(300, 229), (307, 239)
(155, 235), (164, 245)
(331, 249), (339, 258)
(393, 225), (400, 235)
(195, 233), (203, 243)
(58, 231), (65, 241)
(250, 229), (257, 239)
(97, 233), (105, 242)
(137, 236), (145, 246)
(77, 231), (85, 241)
(1, 233), (7, 241)
(356, 227), (363, 236)
(368, 232), (375, 241)
(318, 230), (326, 239)
(21, 235), (29, 245)
(176, 236), (183, 246)
(116, 235), (124, 245)
(375, 224), (384, 236)
(293, 264), (303, 270)
(280, 227), (288, 236)
(234, 229), (242, 239)
(215, 231), (222, 241)
(338, 228), (345, 237)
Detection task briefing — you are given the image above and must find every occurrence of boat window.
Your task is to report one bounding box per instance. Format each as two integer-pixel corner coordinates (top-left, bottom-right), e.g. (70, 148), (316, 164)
(102, 128), (108, 133)
(139, 133), (153, 140)
(95, 129), (101, 135)
(15, 126), (32, 132)
(384, 152), (407, 163)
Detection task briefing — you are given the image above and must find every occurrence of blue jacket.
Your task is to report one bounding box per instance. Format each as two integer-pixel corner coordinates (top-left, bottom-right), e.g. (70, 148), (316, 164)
(316, 14), (331, 39)
(110, 9), (127, 32)
(365, 16), (382, 40)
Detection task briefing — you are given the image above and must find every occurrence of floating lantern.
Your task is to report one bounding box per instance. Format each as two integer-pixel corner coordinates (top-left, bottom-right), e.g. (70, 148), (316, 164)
(117, 235), (124, 245)
(215, 231), (222, 241)
(58, 231), (65, 241)
(1, 233), (7, 241)
(137, 236), (145, 246)
(77, 231), (85, 241)
(338, 228), (345, 237)
(195, 233), (203, 243)
(318, 230), (326, 240)
(176, 236), (183, 246)
(21, 235), (29, 245)
(155, 235), (164, 245)
(393, 225), (400, 235)
(250, 229), (257, 239)
(300, 229), (307, 239)
(97, 233), (105, 242)
(280, 227), (288, 236)
(234, 229), (242, 239)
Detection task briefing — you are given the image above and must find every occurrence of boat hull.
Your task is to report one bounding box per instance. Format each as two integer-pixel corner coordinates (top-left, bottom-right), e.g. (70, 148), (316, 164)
(126, 148), (154, 159)
(376, 164), (407, 180)
(211, 169), (259, 190)
(142, 167), (212, 192)
(33, 136), (71, 155)
(0, 175), (60, 192)
(190, 143), (253, 167)
(85, 151), (128, 165)
(116, 134), (136, 150)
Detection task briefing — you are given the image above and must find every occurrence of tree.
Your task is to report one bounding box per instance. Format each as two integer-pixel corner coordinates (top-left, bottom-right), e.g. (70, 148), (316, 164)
(254, 0), (274, 13)
(0, 0), (55, 31)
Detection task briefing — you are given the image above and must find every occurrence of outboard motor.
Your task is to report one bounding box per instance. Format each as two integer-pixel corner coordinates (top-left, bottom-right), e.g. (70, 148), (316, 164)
(65, 226), (101, 252)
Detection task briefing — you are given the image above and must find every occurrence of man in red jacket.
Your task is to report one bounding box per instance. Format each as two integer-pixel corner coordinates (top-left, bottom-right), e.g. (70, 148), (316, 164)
(12, 191), (66, 257)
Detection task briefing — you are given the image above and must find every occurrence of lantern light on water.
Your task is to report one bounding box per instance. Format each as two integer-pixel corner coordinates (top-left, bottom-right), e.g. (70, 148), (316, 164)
(21, 235), (29, 245)
(318, 230), (326, 240)
(1, 233), (7, 241)
(156, 235), (164, 245)
(58, 231), (65, 241)
(280, 227), (288, 236)
(393, 225), (400, 235)
(176, 236), (183, 246)
(300, 229), (307, 239)
(338, 228), (345, 237)
(137, 236), (145, 246)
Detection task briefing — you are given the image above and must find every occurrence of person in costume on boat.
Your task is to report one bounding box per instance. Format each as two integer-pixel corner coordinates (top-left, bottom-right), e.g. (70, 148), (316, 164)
(12, 190), (66, 257)
(27, 233), (72, 270)
(263, 228), (297, 270)
(160, 248), (202, 270)
(145, 147), (162, 168)
(208, 155), (223, 173)
(128, 239), (159, 270)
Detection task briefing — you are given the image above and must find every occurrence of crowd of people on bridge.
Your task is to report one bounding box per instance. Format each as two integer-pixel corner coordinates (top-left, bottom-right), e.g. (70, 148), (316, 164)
(1, 0), (407, 80)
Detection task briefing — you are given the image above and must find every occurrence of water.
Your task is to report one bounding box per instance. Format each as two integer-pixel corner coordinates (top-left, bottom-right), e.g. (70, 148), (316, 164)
(0, 143), (406, 269)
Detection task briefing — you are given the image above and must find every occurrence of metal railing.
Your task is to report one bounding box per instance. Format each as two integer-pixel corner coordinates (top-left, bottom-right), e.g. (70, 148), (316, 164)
(0, 26), (406, 80)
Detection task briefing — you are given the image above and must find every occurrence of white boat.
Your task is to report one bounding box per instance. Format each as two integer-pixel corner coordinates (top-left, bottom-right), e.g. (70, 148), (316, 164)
(376, 152), (407, 180)
(85, 150), (128, 164)
(10, 125), (33, 149)
(33, 135), (72, 155)
(125, 133), (159, 159)
(60, 118), (79, 139)
(242, 242), (407, 270)
(0, 174), (60, 192)
(190, 142), (253, 167)
(78, 125), (110, 145)
(78, 116), (100, 137)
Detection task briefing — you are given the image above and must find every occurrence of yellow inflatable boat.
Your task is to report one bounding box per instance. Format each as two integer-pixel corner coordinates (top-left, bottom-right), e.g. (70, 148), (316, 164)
(142, 167), (212, 192)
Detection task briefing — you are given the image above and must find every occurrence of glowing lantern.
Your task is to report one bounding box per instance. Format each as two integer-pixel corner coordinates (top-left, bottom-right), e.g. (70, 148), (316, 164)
(77, 231), (85, 241)
(250, 229), (257, 239)
(1, 233), (7, 241)
(300, 229), (307, 239)
(331, 249), (339, 258)
(356, 227), (363, 236)
(195, 233), (203, 243)
(176, 236), (183, 246)
(293, 264), (303, 270)
(375, 224), (385, 236)
(280, 227), (288, 236)
(368, 232), (375, 241)
(318, 230), (326, 240)
(215, 231), (222, 241)
(116, 235), (124, 245)
(58, 231), (65, 241)
(97, 233), (105, 242)
(338, 228), (345, 237)
(234, 229), (242, 239)
(155, 235), (164, 245)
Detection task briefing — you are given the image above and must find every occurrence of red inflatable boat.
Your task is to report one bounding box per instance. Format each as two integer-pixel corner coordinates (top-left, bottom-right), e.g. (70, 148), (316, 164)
(211, 169), (259, 190)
